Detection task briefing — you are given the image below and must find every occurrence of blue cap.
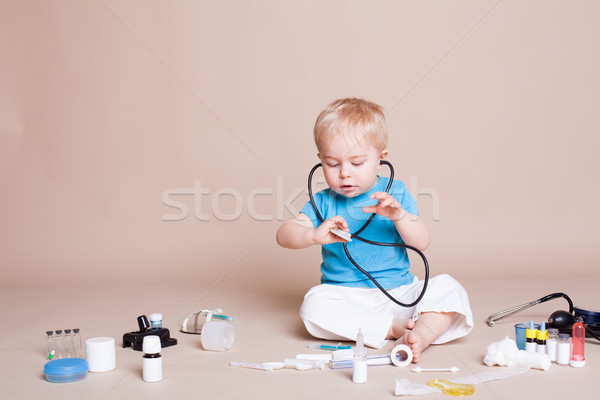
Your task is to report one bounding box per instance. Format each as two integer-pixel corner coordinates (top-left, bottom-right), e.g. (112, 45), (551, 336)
(540, 321), (546, 331)
(529, 320), (534, 330)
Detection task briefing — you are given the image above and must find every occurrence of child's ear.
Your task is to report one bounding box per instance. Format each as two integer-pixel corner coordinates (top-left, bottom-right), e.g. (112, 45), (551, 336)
(378, 149), (388, 168)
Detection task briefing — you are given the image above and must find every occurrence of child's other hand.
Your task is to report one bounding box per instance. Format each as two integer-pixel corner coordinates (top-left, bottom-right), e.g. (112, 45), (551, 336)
(362, 192), (406, 221)
(313, 216), (350, 245)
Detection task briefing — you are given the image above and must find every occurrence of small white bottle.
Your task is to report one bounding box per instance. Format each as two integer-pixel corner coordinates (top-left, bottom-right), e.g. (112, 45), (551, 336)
(142, 335), (163, 382)
(546, 328), (559, 362)
(556, 333), (571, 366)
(352, 329), (367, 384)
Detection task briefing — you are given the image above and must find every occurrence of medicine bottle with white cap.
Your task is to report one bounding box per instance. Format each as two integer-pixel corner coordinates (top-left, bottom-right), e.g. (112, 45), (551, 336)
(142, 335), (163, 382)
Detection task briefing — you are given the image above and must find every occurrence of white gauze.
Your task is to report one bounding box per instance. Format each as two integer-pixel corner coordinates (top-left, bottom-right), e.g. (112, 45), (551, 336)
(483, 336), (520, 367)
(483, 336), (551, 371)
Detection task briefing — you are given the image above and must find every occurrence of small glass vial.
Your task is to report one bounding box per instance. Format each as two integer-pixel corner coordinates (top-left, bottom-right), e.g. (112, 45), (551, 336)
(54, 330), (64, 359)
(149, 313), (163, 330)
(570, 321), (586, 367)
(556, 333), (571, 365)
(72, 328), (83, 359)
(46, 331), (55, 360)
(64, 329), (73, 358)
(142, 335), (163, 382)
(546, 328), (559, 362)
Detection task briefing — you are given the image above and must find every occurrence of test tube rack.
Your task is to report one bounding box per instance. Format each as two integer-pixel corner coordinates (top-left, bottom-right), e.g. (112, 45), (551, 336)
(122, 315), (177, 351)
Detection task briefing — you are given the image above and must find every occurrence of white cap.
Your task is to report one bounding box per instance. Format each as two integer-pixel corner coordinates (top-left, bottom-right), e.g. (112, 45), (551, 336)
(149, 313), (162, 322)
(143, 335), (162, 354)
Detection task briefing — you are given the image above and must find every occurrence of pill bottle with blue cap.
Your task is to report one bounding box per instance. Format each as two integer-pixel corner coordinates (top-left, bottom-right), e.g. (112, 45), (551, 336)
(536, 322), (548, 353)
(525, 320), (538, 353)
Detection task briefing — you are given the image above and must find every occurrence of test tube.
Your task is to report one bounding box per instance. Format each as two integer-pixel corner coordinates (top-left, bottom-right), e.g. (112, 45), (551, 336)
(570, 321), (586, 367)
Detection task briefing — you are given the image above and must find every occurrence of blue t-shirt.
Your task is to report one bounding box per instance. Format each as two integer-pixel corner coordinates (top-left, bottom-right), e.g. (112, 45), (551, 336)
(300, 177), (419, 289)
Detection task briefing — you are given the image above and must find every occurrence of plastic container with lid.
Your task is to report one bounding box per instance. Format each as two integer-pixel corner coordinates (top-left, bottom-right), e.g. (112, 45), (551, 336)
(201, 321), (235, 351)
(43, 358), (88, 383)
(86, 337), (116, 372)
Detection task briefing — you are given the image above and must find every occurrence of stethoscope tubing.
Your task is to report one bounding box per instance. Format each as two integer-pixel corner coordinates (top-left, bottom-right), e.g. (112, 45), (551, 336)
(308, 160), (429, 308)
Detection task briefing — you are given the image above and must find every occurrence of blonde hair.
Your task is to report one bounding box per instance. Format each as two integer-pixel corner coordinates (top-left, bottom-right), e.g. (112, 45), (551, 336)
(313, 98), (387, 152)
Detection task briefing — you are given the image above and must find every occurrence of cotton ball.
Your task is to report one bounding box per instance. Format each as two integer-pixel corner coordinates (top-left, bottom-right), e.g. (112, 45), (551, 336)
(483, 336), (520, 367)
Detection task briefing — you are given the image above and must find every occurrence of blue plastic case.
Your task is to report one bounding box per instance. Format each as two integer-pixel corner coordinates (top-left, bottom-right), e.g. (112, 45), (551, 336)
(44, 358), (88, 383)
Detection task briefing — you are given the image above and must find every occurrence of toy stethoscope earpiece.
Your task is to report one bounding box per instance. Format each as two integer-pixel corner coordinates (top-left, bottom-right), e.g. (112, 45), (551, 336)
(308, 160), (430, 308)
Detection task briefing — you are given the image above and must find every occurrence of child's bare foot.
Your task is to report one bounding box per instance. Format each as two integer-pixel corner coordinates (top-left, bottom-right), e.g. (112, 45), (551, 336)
(386, 318), (416, 340)
(393, 312), (456, 363)
(396, 331), (425, 363)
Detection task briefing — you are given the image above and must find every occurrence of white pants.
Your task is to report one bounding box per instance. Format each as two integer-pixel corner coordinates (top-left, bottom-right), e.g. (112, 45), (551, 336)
(299, 274), (473, 349)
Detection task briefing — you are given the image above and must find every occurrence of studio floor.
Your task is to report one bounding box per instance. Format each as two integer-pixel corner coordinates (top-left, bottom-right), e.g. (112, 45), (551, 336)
(1, 270), (597, 400)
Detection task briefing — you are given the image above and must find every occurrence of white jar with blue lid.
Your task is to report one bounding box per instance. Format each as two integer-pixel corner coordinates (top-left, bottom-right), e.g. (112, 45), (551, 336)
(44, 358), (88, 383)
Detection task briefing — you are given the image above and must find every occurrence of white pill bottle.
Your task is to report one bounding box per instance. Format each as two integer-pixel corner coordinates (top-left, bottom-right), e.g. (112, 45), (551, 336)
(142, 335), (163, 382)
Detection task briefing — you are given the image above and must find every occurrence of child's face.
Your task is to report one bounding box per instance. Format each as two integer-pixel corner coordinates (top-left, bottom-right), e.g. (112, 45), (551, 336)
(317, 132), (387, 197)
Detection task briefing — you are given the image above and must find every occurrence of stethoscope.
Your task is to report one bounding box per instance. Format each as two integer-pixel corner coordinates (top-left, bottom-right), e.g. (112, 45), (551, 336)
(487, 293), (573, 327)
(487, 292), (600, 341)
(308, 160), (429, 307)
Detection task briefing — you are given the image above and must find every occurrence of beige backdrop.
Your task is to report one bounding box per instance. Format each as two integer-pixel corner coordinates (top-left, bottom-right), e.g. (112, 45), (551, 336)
(1, 1), (599, 288)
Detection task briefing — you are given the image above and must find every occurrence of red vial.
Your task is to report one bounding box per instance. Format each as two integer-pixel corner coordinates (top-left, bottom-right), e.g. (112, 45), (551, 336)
(570, 321), (586, 368)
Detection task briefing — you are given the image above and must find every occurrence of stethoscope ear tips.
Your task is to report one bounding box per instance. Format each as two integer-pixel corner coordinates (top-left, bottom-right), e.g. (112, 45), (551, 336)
(548, 310), (575, 329)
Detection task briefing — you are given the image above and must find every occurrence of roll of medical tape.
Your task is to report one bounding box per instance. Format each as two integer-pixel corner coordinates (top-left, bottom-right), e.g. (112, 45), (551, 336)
(390, 344), (413, 367)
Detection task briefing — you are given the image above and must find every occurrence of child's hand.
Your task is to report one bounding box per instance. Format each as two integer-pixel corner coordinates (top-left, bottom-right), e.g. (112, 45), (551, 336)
(362, 192), (406, 221)
(313, 216), (350, 245)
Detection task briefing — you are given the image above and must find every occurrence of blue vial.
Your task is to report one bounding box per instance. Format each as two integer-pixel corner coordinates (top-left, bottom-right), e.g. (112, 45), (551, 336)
(149, 313), (162, 330)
